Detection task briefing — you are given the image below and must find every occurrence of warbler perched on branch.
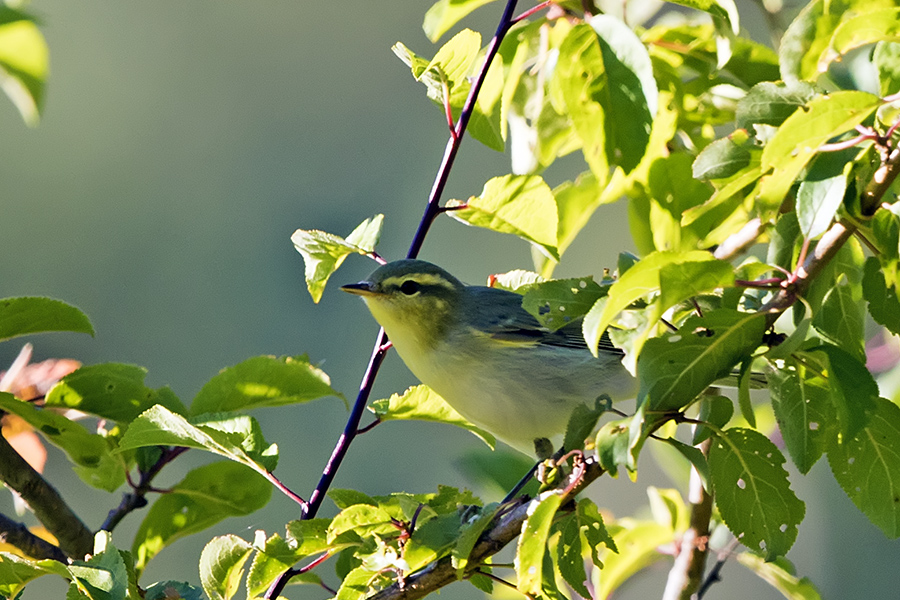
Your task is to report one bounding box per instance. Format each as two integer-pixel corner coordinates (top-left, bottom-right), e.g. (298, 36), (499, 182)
(342, 259), (637, 456)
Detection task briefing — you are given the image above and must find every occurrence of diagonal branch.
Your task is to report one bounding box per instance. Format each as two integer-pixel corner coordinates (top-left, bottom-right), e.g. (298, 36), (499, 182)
(0, 432), (92, 559)
(0, 512), (67, 562)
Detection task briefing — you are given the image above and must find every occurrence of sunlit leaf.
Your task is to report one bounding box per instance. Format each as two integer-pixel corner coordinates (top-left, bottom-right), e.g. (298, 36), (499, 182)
(117, 405), (279, 474)
(45, 363), (187, 423)
(199, 535), (253, 600)
(737, 553), (823, 600)
(818, 8), (900, 74)
(521, 276), (609, 331)
(516, 493), (563, 596)
(369, 385), (495, 448)
(0, 9), (48, 126)
(446, 174), (559, 260)
(423, 0), (500, 42)
(191, 355), (343, 415)
(735, 81), (816, 129)
(291, 215), (384, 303)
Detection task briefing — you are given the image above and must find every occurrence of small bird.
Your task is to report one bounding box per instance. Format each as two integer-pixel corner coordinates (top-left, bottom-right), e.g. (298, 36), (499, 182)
(342, 259), (638, 456)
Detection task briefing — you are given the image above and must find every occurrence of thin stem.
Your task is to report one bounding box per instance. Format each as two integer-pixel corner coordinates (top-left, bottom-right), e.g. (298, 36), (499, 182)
(264, 472), (307, 509)
(511, 0), (551, 24)
(407, 0), (521, 259)
(697, 537), (742, 598)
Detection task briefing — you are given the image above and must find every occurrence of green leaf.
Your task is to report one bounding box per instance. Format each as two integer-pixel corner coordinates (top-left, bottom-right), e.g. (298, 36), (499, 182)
(0, 297), (94, 342)
(446, 174), (559, 260)
(583, 250), (728, 357)
(593, 520), (670, 599)
(45, 363), (187, 423)
(863, 256), (900, 335)
(286, 518), (355, 556)
(555, 513), (590, 598)
(422, 0), (499, 42)
(554, 173), (608, 258)
(199, 535), (253, 600)
(0, 553), (69, 598)
(873, 41), (900, 97)
(0, 392), (126, 491)
(758, 91), (881, 217)
(811, 284), (865, 361)
(0, 10), (48, 126)
(328, 504), (396, 542)
(370, 385), (496, 449)
(117, 405), (279, 474)
(576, 498), (617, 560)
(132, 461), (272, 574)
(563, 397), (610, 452)
(737, 553), (823, 600)
(659, 437), (710, 490)
(737, 357), (756, 427)
(710, 428), (805, 559)
(191, 355), (343, 415)
(452, 503), (499, 578)
(818, 8), (900, 74)
(521, 276), (609, 331)
(638, 309), (766, 411)
(796, 156), (849, 240)
(803, 344), (877, 438)
(828, 397), (900, 538)
(553, 24), (610, 180)
(143, 581), (203, 600)
(692, 394), (733, 445)
(666, 0), (739, 34)
(291, 214), (384, 303)
(767, 358), (834, 474)
(735, 81), (817, 129)
(516, 493), (564, 596)
(246, 533), (303, 598)
(67, 537), (129, 600)
(692, 135), (751, 181)
(589, 15), (657, 172)
(779, 0), (896, 82)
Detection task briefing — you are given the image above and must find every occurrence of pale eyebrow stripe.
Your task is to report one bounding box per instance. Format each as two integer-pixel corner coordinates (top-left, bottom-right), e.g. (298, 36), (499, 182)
(381, 274), (457, 291)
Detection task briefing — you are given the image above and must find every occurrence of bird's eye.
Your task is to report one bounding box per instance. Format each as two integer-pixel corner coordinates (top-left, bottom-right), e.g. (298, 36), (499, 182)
(399, 280), (421, 295)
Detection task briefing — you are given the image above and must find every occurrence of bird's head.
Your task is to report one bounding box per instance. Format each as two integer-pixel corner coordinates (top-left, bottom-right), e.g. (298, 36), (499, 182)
(341, 259), (465, 348)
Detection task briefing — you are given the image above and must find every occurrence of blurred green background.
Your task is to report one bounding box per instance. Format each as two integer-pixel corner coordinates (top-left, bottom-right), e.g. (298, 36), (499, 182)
(1, 1), (898, 598)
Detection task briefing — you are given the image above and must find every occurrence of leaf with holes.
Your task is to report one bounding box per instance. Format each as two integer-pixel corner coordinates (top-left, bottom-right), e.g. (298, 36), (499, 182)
(638, 310), (766, 412)
(828, 397), (900, 538)
(709, 428), (806, 559)
(521, 277), (609, 331)
(767, 357), (834, 474)
(516, 493), (564, 596)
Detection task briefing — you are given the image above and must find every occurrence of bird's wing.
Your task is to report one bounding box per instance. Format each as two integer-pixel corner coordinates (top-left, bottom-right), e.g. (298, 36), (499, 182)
(467, 287), (623, 356)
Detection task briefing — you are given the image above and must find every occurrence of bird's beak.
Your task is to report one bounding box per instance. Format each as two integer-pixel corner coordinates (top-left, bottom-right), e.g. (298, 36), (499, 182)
(341, 281), (379, 296)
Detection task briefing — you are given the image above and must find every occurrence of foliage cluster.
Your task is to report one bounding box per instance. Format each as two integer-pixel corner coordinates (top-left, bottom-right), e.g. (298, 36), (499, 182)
(3, 0), (900, 599)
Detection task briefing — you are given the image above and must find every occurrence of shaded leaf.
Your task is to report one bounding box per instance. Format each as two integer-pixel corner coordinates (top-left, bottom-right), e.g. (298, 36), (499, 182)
(863, 256), (900, 335)
(767, 358), (834, 474)
(521, 276), (609, 331)
(709, 428), (806, 559)
(735, 81), (816, 129)
(132, 461), (272, 574)
(692, 135), (751, 181)
(638, 310), (766, 411)
(0, 297), (94, 342)
(0, 392), (126, 491)
(828, 397), (900, 538)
